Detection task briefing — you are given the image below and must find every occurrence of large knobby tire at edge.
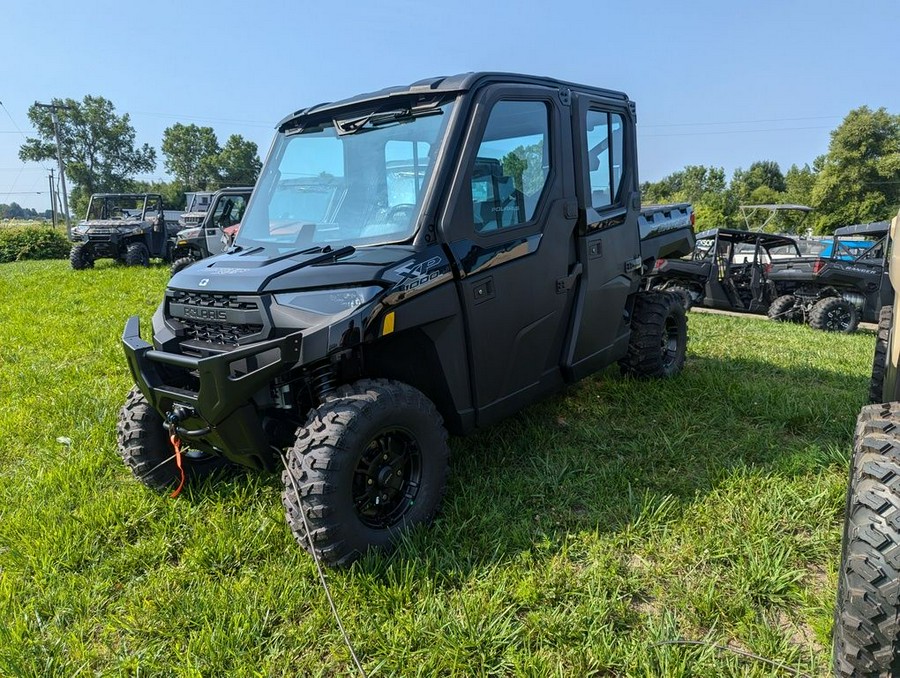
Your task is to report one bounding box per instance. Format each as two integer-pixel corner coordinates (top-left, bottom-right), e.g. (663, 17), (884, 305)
(808, 296), (859, 333)
(170, 257), (196, 276)
(116, 387), (228, 491)
(124, 242), (150, 267)
(833, 402), (900, 677)
(619, 292), (687, 379)
(767, 294), (802, 323)
(282, 379), (450, 568)
(69, 243), (94, 270)
(869, 305), (893, 404)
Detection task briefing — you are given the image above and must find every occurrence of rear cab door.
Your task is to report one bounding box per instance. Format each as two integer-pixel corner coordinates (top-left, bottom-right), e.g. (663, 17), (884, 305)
(563, 93), (641, 380)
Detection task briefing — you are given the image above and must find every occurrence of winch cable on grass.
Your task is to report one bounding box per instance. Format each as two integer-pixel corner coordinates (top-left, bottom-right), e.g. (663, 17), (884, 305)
(650, 639), (812, 677)
(279, 450), (367, 678)
(136, 453), (177, 483)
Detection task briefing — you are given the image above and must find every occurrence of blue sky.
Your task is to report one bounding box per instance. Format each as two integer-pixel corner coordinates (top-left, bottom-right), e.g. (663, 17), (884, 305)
(2, 0), (899, 213)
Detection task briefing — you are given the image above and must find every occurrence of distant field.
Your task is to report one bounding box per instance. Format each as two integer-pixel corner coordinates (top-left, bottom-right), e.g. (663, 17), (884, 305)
(0, 218), (55, 228)
(0, 259), (873, 676)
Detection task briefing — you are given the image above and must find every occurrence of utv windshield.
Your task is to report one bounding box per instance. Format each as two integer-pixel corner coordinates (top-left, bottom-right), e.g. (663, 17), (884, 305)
(86, 195), (150, 220)
(237, 98), (456, 253)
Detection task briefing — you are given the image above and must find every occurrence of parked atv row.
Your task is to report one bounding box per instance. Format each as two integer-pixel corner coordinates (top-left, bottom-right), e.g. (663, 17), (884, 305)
(766, 220), (892, 333)
(648, 218), (893, 334)
(68, 188), (253, 272)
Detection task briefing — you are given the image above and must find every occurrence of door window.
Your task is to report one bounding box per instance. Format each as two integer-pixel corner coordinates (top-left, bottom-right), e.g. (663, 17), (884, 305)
(470, 100), (550, 233)
(585, 110), (624, 210)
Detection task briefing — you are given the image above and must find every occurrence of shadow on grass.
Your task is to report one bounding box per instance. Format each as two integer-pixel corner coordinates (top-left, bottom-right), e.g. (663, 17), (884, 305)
(173, 350), (863, 581)
(354, 353), (864, 577)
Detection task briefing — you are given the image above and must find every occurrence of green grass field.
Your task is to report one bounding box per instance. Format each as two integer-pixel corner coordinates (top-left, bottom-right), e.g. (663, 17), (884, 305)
(0, 260), (872, 676)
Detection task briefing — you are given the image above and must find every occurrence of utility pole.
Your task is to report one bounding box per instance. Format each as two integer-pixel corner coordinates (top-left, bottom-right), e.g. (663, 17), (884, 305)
(35, 102), (73, 237)
(48, 169), (57, 227)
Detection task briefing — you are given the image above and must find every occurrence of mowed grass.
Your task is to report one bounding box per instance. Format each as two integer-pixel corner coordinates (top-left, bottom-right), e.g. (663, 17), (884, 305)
(0, 260), (872, 676)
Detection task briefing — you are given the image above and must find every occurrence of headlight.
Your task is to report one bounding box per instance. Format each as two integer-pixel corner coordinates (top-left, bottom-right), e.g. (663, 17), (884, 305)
(177, 228), (201, 240)
(131, 227), (146, 235)
(274, 286), (381, 316)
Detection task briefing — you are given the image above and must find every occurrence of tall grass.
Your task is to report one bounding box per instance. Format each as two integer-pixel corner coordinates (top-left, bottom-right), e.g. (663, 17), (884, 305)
(0, 260), (870, 676)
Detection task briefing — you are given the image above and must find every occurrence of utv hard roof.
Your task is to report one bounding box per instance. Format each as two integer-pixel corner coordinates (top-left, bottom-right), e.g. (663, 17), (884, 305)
(277, 72), (630, 132)
(91, 193), (159, 199)
(694, 228), (798, 248)
(834, 220), (890, 237)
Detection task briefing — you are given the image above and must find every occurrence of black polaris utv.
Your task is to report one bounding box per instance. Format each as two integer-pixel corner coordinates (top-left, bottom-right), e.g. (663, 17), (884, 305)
(169, 187), (253, 275)
(69, 193), (178, 269)
(833, 209), (900, 677)
(118, 72), (695, 568)
(648, 227), (800, 312)
(767, 220), (892, 333)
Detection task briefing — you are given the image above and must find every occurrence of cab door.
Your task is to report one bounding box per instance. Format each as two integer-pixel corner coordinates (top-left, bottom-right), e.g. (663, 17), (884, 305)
(440, 85), (579, 426)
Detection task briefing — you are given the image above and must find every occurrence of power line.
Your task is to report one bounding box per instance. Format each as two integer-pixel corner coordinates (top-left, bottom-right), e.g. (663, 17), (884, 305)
(641, 114), (843, 129)
(641, 125), (832, 138)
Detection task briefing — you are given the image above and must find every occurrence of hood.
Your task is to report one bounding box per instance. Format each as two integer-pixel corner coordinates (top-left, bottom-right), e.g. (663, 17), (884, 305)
(87, 219), (146, 229)
(168, 245), (419, 294)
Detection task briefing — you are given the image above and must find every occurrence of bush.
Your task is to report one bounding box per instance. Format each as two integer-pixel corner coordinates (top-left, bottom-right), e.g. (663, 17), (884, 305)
(0, 225), (70, 263)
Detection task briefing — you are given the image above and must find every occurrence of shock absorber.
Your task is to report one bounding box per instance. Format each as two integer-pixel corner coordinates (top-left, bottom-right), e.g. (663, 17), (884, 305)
(310, 361), (336, 402)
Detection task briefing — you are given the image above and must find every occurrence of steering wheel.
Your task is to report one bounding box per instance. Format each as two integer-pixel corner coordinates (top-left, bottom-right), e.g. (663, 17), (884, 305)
(386, 204), (416, 224)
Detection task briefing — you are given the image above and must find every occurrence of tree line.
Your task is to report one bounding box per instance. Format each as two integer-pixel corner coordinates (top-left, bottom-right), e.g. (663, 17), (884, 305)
(18, 95), (264, 216)
(642, 106), (900, 234)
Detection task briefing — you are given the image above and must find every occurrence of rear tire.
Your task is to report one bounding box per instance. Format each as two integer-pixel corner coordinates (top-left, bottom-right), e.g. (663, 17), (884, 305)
(69, 243), (94, 270)
(870, 306), (893, 404)
(833, 403), (900, 677)
(668, 285), (695, 311)
(809, 296), (859, 333)
(170, 257), (196, 276)
(281, 379), (450, 568)
(619, 292), (687, 379)
(124, 242), (150, 267)
(116, 387), (227, 491)
(767, 294), (802, 323)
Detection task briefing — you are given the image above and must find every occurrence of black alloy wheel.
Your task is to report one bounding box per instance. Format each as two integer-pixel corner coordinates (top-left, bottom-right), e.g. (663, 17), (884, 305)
(353, 428), (422, 529)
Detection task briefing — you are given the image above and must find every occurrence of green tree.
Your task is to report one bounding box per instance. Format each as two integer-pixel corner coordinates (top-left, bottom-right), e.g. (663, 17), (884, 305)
(641, 165), (737, 229)
(212, 135), (263, 187)
(161, 123), (221, 190)
(811, 106), (900, 233)
(501, 141), (544, 195)
(18, 96), (156, 216)
(731, 160), (786, 203)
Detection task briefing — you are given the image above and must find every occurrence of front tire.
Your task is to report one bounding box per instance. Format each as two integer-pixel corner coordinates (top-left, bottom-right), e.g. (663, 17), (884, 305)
(124, 242), (150, 267)
(619, 292), (687, 378)
(69, 243), (94, 270)
(116, 387), (227, 491)
(170, 257), (196, 276)
(808, 296), (859, 333)
(869, 305), (893, 404)
(833, 403), (900, 676)
(281, 379), (450, 568)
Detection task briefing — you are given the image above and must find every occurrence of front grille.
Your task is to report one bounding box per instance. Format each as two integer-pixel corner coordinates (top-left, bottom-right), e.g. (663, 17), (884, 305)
(181, 320), (262, 344)
(169, 291), (265, 346)
(183, 216), (203, 226)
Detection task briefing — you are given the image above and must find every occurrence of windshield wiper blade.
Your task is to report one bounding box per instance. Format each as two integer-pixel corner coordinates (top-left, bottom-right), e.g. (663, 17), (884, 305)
(334, 106), (442, 136)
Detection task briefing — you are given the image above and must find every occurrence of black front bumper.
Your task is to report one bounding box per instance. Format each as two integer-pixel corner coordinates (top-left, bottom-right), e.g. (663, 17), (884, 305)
(122, 316), (303, 470)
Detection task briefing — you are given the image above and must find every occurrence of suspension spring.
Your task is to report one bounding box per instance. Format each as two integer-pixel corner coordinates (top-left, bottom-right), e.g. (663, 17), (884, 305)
(310, 362), (337, 402)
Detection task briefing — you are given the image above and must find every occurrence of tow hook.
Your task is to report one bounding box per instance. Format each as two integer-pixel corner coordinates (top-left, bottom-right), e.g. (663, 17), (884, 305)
(164, 405), (211, 437)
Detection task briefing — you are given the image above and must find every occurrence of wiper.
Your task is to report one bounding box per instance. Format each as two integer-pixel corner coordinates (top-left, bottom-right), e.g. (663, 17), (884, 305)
(334, 106), (443, 136)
